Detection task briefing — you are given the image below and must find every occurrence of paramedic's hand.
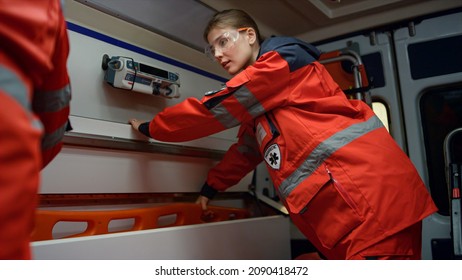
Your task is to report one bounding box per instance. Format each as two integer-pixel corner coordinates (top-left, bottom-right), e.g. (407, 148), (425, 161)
(197, 182), (217, 221)
(196, 195), (210, 210)
(129, 119), (151, 137)
(129, 118), (144, 130)
(196, 195), (216, 222)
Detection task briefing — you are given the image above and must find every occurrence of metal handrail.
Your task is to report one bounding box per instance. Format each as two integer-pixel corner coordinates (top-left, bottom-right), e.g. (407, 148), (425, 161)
(319, 50), (371, 106)
(443, 127), (462, 257)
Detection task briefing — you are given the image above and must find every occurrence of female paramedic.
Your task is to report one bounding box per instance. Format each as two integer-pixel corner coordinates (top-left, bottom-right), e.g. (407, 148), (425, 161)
(0, 0), (71, 259)
(130, 9), (437, 260)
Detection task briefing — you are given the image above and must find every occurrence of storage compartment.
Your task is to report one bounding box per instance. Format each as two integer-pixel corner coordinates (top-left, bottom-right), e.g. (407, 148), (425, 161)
(32, 203), (250, 241)
(32, 192), (290, 259)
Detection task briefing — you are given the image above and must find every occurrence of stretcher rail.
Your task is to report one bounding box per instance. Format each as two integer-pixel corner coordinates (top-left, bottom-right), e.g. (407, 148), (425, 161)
(31, 203), (250, 241)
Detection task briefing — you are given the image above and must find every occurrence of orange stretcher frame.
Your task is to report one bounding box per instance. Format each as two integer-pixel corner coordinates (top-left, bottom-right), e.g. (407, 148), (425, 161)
(319, 49), (372, 107)
(31, 203), (250, 241)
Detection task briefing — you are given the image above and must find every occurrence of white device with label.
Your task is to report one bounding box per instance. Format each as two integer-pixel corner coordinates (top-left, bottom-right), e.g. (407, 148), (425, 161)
(102, 54), (180, 98)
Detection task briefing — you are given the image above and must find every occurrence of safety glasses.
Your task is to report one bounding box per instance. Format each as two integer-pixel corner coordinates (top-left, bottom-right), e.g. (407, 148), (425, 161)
(204, 27), (250, 60)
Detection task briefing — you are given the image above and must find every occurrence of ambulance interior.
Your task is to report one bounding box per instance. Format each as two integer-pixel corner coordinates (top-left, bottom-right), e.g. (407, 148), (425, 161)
(32, 0), (462, 259)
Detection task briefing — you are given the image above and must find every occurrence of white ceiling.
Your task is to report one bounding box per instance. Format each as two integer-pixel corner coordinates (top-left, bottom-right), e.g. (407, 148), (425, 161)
(75, 0), (462, 51)
(75, 0), (216, 50)
(200, 0), (462, 42)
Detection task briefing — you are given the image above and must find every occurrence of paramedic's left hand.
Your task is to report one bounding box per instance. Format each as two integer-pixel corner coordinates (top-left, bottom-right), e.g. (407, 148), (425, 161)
(196, 195), (210, 210)
(129, 118), (144, 130)
(129, 119), (152, 138)
(196, 195), (216, 222)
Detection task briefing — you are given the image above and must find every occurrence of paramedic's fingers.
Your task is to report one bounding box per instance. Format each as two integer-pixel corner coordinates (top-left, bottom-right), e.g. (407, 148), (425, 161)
(129, 118), (143, 130)
(196, 195), (210, 210)
(129, 119), (151, 137)
(197, 196), (215, 223)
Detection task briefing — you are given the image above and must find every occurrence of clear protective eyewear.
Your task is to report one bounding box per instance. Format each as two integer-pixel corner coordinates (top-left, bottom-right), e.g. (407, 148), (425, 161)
(204, 27), (250, 60)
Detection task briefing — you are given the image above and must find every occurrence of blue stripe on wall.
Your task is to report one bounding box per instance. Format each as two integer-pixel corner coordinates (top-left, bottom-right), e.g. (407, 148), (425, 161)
(66, 21), (227, 83)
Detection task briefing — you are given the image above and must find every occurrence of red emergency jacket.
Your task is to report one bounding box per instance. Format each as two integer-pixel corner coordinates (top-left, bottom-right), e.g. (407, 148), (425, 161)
(0, 0), (71, 259)
(148, 37), (437, 259)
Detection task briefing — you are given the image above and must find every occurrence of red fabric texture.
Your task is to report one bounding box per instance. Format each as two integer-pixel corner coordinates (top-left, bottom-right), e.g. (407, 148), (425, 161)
(0, 0), (70, 259)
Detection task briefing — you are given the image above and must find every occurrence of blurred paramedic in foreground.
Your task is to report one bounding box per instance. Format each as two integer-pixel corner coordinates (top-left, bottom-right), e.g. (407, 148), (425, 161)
(130, 9), (437, 259)
(0, 0), (71, 259)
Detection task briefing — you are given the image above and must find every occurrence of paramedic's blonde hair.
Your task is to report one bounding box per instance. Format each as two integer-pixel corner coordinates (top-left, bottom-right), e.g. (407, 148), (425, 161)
(203, 9), (263, 44)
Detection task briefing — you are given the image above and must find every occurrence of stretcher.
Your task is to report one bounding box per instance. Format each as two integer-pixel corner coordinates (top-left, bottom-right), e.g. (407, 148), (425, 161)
(31, 203), (249, 241)
(444, 127), (462, 259)
(319, 49), (372, 107)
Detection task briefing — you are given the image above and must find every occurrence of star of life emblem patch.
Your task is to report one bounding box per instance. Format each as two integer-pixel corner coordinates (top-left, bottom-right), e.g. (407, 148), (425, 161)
(264, 144), (281, 170)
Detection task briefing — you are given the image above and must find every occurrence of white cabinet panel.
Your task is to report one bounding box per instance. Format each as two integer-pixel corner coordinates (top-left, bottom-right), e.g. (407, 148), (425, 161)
(32, 216), (291, 260)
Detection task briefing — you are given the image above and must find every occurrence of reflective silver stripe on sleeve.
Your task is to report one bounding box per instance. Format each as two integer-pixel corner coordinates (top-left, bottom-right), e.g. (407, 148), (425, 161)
(208, 85), (267, 129)
(210, 103), (241, 128)
(32, 119), (44, 131)
(42, 121), (68, 150)
(0, 66), (30, 110)
(279, 115), (384, 199)
(234, 85), (267, 118)
(33, 84), (71, 112)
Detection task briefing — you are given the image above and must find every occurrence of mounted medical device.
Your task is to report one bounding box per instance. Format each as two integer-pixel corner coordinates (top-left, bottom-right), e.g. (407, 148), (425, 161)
(101, 54), (180, 98)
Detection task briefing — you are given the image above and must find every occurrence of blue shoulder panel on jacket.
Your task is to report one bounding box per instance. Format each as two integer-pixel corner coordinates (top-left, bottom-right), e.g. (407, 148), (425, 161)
(259, 37), (321, 72)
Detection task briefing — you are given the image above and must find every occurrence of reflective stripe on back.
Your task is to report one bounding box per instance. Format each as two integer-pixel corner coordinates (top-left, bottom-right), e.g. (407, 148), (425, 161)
(33, 84), (71, 112)
(42, 121), (68, 150)
(0, 66), (29, 110)
(0, 65), (42, 131)
(279, 115), (384, 199)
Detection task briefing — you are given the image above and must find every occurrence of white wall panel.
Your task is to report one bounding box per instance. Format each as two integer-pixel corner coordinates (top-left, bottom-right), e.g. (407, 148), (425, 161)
(32, 216), (291, 260)
(67, 30), (218, 123)
(40, 145), (252, 194)
(62, 0), (237, 144)
(39, 3), (252, 194)
(66, 26), (237, 142)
